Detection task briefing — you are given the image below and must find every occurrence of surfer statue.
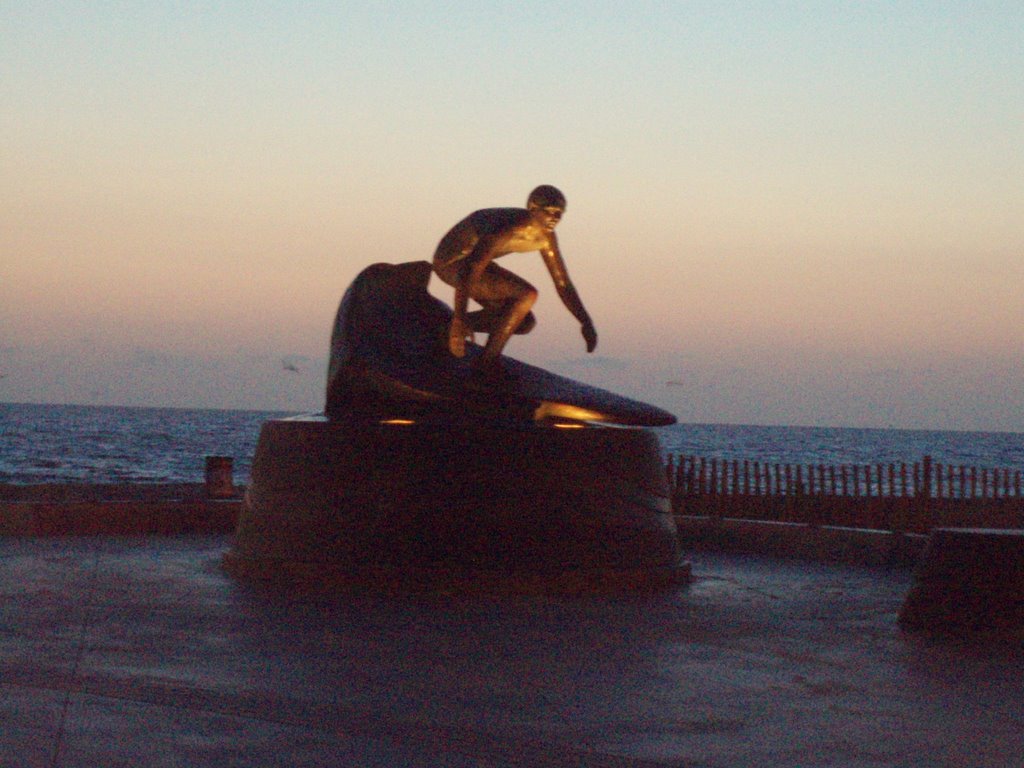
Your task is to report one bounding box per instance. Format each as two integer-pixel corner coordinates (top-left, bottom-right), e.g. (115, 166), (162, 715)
(231, 181), (687, 590)
(431, 185), (598, 367)
(322, 184), (675, 425)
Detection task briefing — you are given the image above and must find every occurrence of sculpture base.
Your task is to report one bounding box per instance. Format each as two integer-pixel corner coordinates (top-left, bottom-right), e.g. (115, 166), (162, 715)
(899, 528), (1024, 638)
(224, 416), (689, 592)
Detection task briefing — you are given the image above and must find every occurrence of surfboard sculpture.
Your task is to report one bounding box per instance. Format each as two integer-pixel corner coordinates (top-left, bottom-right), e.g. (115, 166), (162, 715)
(324, 261), (677, 426)
(225, 260), (689, 591)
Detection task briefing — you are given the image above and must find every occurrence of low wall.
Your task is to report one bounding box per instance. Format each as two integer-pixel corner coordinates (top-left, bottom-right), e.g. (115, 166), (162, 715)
(0, 483), (926, 567)
(674, 494), (1024, 535)
(676, 515), (928, 567)
(0, 500), (240, 536)
(0, 484), (241, 536)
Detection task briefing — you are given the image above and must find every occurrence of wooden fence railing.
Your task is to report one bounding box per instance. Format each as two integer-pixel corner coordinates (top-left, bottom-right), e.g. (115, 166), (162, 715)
(666, 454), (1024, 534)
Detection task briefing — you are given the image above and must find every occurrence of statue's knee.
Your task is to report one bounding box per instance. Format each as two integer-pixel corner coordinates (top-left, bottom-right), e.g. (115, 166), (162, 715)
(515, 311), (537, 335)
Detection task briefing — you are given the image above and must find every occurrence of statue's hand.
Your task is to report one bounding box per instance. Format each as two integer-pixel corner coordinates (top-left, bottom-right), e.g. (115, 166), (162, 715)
(448, 317), (468, 357)
(582, 320), (598, 353)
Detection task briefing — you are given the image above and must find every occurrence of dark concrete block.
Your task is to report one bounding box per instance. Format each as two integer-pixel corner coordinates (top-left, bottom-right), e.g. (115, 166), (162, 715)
(899, 528), (1024, 637)
(225, 416), (689, 591)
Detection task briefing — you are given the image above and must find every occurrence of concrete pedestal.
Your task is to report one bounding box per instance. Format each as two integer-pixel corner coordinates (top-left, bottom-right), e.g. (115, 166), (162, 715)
(224, 416), (689, 591)
(899, 528), (1024, 637)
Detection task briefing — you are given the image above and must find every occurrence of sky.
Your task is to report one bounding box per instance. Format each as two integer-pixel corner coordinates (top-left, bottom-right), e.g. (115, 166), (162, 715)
(2, 1), (1022, 430)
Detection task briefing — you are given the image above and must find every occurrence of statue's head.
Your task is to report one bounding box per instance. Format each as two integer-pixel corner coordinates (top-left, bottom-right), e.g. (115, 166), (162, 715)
(527, 185), (566, 210)
(526, 185), (566, 232)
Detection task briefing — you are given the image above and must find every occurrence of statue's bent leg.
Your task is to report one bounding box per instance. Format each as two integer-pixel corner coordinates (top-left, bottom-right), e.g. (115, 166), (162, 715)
(480, 294), (536, 361)
(468, 265), (537, 363)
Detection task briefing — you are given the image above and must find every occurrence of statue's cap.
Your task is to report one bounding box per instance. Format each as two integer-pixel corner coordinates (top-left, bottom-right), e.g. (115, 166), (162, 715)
(527, 185), (566, 209)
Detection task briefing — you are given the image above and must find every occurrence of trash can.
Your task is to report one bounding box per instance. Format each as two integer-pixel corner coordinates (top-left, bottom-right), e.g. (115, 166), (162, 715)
(204, 456), (235, 499)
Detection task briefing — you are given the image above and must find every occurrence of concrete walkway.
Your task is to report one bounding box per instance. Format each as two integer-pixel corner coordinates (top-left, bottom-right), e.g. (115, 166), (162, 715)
(1, 536), (1021, 767)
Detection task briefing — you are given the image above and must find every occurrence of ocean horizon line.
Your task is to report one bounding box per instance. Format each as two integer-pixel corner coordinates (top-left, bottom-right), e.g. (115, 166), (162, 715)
(3, 399), (1022, 437)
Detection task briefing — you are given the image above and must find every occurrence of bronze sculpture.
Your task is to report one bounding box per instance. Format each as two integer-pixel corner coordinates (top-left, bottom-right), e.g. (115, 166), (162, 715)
(226, 185), (688, 591)
(432, 185), (598, 366)
(322, 184), (675, 426)
(323, 260), (676, 426)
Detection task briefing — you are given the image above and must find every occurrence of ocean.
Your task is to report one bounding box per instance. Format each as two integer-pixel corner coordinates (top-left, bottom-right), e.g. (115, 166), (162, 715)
(1, 401), (1022, 485)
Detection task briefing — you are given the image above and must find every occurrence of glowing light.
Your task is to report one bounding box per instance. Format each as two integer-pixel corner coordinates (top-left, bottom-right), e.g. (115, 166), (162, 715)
(533, 402), (605, 422)
(380, 418), (416, 426)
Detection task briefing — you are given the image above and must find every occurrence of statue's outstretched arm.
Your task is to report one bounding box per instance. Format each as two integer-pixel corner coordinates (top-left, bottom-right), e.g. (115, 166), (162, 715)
(541, 246), (597, 353)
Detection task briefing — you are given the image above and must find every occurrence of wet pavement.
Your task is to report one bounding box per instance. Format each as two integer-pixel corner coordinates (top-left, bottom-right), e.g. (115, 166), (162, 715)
(1, 535), (1022, 767)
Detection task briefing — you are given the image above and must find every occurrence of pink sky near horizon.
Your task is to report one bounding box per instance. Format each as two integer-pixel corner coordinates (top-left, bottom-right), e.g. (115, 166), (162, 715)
(2, 2), (1022, 430)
